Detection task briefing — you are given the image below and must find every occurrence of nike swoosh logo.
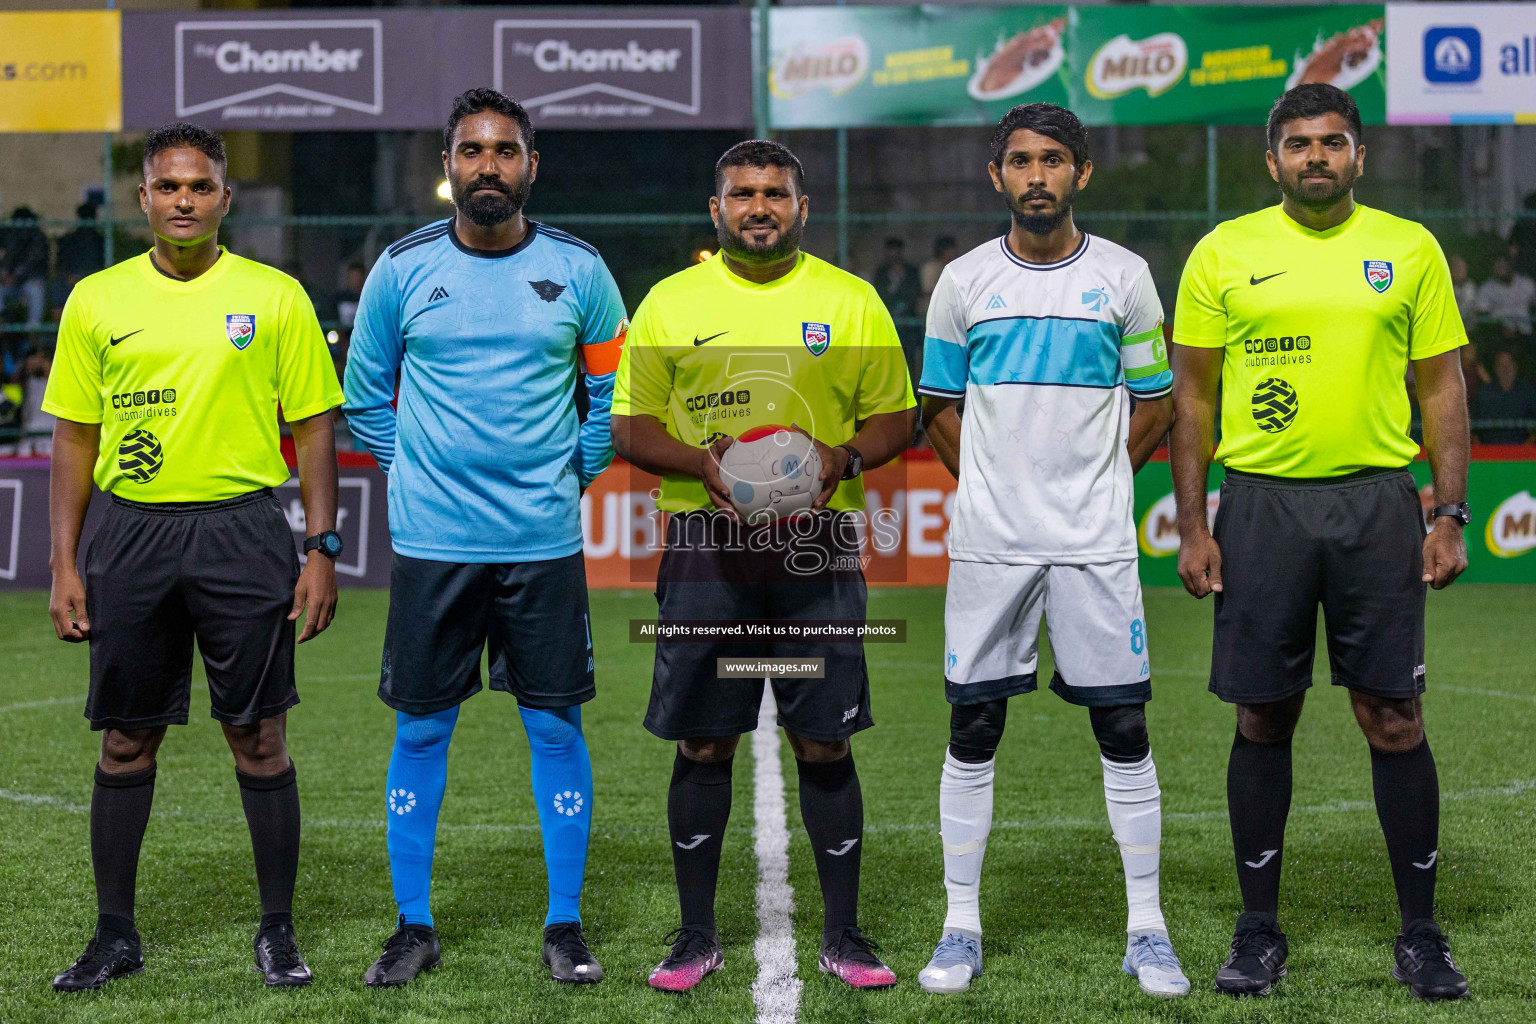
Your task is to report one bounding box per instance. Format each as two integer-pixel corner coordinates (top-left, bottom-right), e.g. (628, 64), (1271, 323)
(1413, 850), (1438, 870)
(1244, 849), (1279, 869)
(693, 332), (728, 346)
(1249, 272), (1287, 286)
(675, 834), (711, 850)
(109, 330), (144, 347)
(826, 838), (860, 857)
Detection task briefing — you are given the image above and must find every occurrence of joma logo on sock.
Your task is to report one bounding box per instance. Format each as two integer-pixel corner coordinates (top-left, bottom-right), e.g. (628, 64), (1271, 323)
(1413, 850), (1438, 870)
(1244, 849), (1278, 869)
(827, 839), (859, 856)
(675, 834), (710, 850)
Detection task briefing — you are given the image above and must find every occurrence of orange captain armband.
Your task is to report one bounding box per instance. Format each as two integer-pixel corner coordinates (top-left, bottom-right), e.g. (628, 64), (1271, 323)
(580, 317), (628, 376)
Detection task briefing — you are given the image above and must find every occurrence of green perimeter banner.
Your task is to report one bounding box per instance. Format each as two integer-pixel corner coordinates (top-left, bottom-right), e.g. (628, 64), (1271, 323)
(1134, 460), (1536, 586)
(769, 5), (1385, 129)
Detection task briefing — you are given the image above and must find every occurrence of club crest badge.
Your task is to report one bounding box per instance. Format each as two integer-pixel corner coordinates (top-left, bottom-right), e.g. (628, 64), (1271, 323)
(1364, 261), (1393, 293)
(226, 314), (256, 350)
(802, 321), (831, 357)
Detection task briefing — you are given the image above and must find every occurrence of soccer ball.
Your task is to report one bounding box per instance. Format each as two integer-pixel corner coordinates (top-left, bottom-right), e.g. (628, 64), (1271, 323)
(717, 425), (823, 525)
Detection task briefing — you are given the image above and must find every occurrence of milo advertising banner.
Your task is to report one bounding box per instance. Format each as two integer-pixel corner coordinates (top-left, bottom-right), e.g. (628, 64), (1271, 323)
(1135, 458), (1536, 586)
(1070, 4), (1386, 126)
(769, 5), (1387, 129)
(769, 5), (1070, 129)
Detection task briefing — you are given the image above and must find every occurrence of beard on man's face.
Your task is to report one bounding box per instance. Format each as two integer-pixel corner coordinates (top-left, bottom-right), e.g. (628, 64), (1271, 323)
(1008, 178), (1079, 236)
(1278, 161), (1356, 209)
(717, 212), (803, 263)
(452, 171), (532, 227)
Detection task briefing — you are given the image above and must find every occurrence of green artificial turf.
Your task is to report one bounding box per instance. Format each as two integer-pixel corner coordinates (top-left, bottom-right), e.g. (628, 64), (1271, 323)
(1, 585), (1533, 1023)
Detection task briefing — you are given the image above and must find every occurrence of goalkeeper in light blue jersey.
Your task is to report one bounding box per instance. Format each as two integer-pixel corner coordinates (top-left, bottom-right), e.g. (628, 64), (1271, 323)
(342, 89), (627, 988)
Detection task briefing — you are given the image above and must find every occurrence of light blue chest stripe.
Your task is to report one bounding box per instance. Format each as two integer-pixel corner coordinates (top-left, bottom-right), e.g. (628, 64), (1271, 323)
(967, 316), (1122, 388)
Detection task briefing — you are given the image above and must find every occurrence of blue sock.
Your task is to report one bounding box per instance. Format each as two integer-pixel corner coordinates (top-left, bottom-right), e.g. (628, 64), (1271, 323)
(386, 707), (458, 927)
(519, 704), (593, 927)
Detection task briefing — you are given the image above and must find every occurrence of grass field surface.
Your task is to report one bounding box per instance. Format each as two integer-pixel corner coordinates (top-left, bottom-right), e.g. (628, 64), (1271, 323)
(2, 584), (1534, 1023)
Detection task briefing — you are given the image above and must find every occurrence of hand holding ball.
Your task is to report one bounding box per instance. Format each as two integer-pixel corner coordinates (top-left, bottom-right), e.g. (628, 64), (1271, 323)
(716, 425), (823, 525)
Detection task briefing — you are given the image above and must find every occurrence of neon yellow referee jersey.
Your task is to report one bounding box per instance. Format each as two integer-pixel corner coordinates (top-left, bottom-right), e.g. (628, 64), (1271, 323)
(1173, 204), (1465, 478)
(613, 251), (915, 512)
(43, 249), (343, 501)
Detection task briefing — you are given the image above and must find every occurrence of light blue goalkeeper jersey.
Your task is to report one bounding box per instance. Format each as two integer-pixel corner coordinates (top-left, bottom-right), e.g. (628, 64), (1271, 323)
(343, 219), (627, 562)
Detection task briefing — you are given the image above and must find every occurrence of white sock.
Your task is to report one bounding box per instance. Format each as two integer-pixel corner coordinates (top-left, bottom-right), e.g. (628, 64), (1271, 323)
(939, 749), (994, 939)
(1102, 752), (1167, 938)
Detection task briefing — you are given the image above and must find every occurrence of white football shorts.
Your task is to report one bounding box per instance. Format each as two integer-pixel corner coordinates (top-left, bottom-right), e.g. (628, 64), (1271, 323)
(942, 558), (1152, 707)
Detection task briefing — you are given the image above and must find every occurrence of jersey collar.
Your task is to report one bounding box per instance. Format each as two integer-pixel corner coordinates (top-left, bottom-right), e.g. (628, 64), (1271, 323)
(448, 218), (540, 259)
(1272, 201), (1368, 241)
(136, 246), (234, 291)
(998, 232), (1089, 271)
(710, 249), (809, 291)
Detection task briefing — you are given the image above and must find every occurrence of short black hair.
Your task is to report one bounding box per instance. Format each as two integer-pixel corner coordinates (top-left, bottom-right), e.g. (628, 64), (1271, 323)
(1266, 84), (1362, 151)
(991, 103), (1089, 168)
(715, 140), (806, 195)
(444, 88), (534, 153)
(143, 122), (226, 177)
(75, 202), (97, 220)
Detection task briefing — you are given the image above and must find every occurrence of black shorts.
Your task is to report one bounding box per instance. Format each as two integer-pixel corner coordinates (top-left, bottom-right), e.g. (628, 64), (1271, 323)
(84, 490), (300, 731)
(644, 511), (873, 743)
(1209, 468), (1427, 704)
(379, 552), (595, 715)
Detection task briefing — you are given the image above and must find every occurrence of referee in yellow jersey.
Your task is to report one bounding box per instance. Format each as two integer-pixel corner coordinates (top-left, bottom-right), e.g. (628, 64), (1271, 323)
(612, 141), (915, 993)
(1170, 86), (1470, 1001)
(43, 124), (344, 991)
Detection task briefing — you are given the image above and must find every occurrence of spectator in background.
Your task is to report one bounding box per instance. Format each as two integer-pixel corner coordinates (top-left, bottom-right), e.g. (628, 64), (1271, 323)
(873, 238), (922, 380)
(1475, 254), (1535, 341)
(1474, 349), (1536, 445)
(873, 238), (919, 319)
(918, 235), (958, 316)
(1510, 191), (1536, 281)
(52, 203), (105, 310)
(337, 262), (366, 329)
(14, 344), (54, 455)
(0, 206), (49, 328)
(1448, 254), (1478, 326)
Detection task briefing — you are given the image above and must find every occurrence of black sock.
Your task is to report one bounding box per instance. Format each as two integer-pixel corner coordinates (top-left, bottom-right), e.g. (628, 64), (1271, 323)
(236, 762), (300, 929)
(91, 764), (156, 936)
(667, 752), (733, 931)
(1227, 731), (1292, 918)
(1371, 738), (1440, 929)
(796, 754), (863, 939)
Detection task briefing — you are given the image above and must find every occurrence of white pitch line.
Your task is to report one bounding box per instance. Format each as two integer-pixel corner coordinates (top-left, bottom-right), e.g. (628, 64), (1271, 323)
(1437, 684), (1536, 705)
(750, 687), (801, 1024)
(0, 696), (77, 714)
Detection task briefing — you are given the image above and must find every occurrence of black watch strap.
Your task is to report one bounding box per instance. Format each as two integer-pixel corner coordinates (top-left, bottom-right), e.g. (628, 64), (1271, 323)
(304, 530), (344, 558)
(1430, 502), (1470, 526)
(838, 444), (863, 480)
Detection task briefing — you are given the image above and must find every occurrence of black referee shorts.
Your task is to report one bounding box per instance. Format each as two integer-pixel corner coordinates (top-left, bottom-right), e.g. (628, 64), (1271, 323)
(378, 552), (595, 715)
(1209, 468), (1427, 704)
(84, 489), (300, 731)
(644, 510), (873, 743)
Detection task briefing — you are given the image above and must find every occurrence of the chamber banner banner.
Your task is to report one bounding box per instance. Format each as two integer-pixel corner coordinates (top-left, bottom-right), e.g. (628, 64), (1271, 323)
(120, 6), (752, 131)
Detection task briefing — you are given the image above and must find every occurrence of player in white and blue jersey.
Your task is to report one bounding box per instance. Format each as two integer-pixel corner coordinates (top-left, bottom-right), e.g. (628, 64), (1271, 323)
(915, 105), (1188, 999)
(342, 89), (627, 987)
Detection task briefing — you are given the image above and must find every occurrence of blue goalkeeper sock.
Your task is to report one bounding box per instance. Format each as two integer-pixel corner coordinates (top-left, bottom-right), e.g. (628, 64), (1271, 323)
(385, 706), (458, 927)
(519, 704), (593, 927)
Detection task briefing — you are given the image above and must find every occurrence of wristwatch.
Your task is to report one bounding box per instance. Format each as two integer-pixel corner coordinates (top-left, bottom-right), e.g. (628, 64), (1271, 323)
(304, 530), (344, 559)
(1429, 502), (1470, 527)
(838, 444), (864, 480)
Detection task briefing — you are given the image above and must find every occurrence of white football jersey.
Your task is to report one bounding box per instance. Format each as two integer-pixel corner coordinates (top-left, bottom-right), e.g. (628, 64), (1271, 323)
(919, 233), (1171, 564)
